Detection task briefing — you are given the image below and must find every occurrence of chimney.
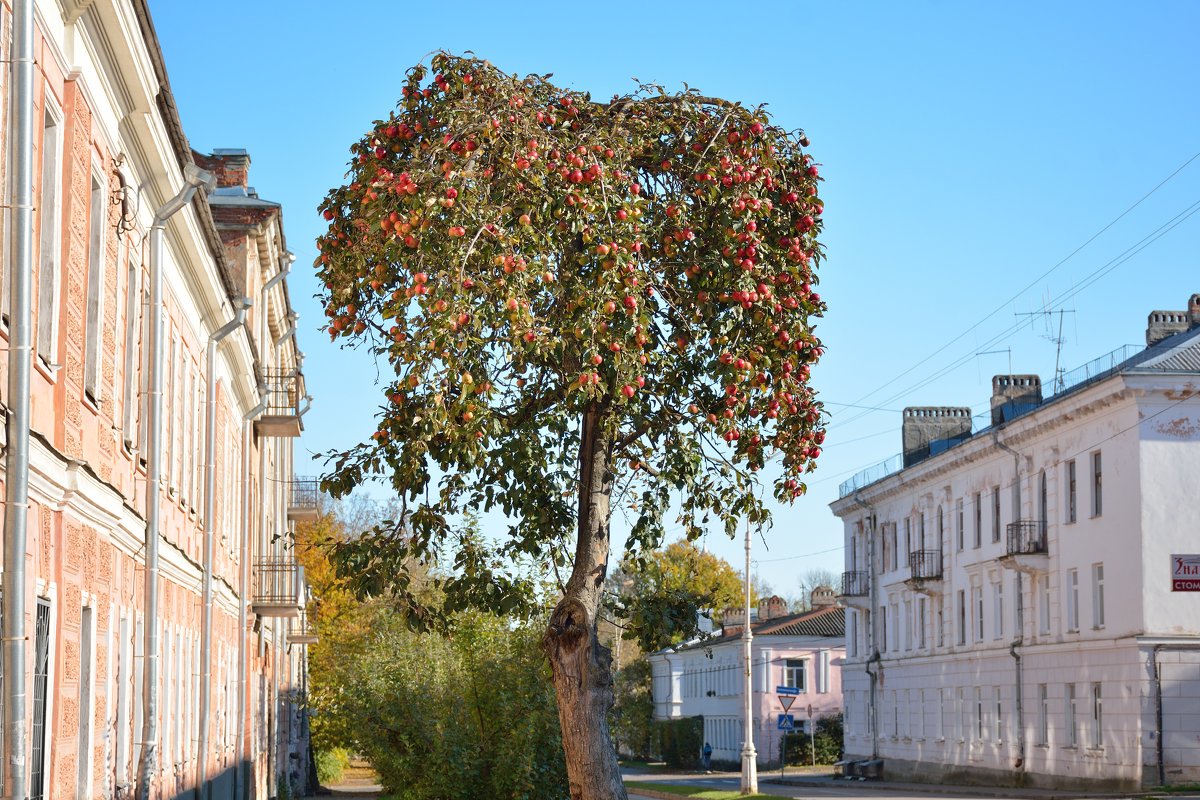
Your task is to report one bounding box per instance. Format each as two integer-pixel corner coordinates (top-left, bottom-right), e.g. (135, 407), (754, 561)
(757, 595), (788, 621)
(810, 585), (838, 608)
(194, 148), (251, 190)
(721, 607), (745, 637)
(990, 375), (1043, 426)
(902, 407), (973, 467)
(1145, 293), (1200, 347)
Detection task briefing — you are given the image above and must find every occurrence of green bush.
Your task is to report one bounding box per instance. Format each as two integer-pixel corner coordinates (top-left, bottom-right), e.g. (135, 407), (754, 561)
(780, 713), (843, 765)
(652, 716), (704, 769)
(315, 747), (350, 785)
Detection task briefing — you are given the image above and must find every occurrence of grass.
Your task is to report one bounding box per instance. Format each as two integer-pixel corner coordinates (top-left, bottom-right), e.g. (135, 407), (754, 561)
(1150, 784), (1200, 796)
(624, 780), (776, 799)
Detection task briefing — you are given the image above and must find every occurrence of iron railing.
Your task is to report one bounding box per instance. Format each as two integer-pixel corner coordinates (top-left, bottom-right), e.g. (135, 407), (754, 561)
(288, 608), (319, 645)
(841, 570), (870, 597)
(1006, 520), (1048, 556)
(839, 453), (904, 498)
(908, 549), (943, 580)
(263, 370), (304, 417)
(252, 559), (301, 606)
(289, 477), (320, 512)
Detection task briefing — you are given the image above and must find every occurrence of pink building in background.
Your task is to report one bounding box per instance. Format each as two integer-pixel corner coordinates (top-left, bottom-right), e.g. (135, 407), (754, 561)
(648, 594), (845, 766)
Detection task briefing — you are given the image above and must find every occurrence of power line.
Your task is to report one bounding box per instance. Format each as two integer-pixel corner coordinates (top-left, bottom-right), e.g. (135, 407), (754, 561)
(831, 149), (1200, 426)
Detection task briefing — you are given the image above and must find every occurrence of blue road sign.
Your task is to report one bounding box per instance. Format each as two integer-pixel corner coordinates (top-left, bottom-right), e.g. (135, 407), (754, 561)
(776, 685), (800, 695)
(777, 714), (795, 731)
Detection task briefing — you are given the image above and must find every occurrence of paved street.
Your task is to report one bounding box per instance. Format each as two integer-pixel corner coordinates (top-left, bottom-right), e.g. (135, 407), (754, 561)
(622, 767), (1193, 800)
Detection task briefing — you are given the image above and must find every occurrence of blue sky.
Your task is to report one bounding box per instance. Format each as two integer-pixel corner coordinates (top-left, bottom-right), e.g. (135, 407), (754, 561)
(154, 1), (1200, 598)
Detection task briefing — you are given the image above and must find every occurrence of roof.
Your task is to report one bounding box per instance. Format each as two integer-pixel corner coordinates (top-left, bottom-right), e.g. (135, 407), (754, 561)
(676, 605), (844, 652)
(838, 323), (1200, 499)
(208, 186), (283, 209)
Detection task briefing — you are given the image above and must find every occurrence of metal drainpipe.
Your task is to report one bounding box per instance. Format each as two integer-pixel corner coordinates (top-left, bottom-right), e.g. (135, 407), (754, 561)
(136, 162), (217, 800)
(2, 0), (34, 797)
(853, 493), (880, 759)
(992, 432), (1026, 773)
(236, 388), (266, 800)
(1152, 645), (1164, 787)
(197, 298), (251, 800)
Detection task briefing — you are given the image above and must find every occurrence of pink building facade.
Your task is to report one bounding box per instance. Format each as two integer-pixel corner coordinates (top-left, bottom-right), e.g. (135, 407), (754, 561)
(648, 600), (845, 766)
(0, 1), (312, 798)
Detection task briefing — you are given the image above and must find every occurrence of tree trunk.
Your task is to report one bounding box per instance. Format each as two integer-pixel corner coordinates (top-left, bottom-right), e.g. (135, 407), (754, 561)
(544, 405), (628, 800)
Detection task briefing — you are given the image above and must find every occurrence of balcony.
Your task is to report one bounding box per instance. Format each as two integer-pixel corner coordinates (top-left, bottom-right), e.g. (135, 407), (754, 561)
(252, 559), (303, 618)
(905, 549), (944, 595)
(1001, 520), (1049, 573)
(287, 477), (320, 523)
(255, 370), (306, 438)
(840, 570), (870, 609)
(287, 609), (318, 646)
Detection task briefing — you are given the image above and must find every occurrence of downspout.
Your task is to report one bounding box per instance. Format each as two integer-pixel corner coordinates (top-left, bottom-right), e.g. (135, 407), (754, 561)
(853, 493), (880, 759)
(136, 162), (216, 800)
(2, 0), (34, 797)
(1152, 645), (1164, 787)
(993, 432), (1026, 773)
(236, 387), (267, 800)
(197, 298), (252, 800)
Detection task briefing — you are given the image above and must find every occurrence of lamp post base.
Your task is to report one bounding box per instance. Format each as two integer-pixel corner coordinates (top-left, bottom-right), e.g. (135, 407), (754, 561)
(740, 743), (758, 794)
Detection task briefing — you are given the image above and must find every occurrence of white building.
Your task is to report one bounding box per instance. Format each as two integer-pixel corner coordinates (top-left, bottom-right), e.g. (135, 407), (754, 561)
(830, 295), (1200, 791)
(648, 596), (845, 766)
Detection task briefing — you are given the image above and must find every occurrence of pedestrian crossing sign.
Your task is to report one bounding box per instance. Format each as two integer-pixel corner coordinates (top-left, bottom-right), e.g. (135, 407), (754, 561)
(777, 714), (795, 731)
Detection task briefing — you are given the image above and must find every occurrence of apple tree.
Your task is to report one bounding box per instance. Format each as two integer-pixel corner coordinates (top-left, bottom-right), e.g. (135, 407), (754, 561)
(316, 52), (827, 800)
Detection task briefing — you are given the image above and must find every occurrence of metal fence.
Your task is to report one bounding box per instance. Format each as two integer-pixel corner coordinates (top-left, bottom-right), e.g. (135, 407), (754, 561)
(839, 453), (904, 498)
(289, 477), (320, 511)
(263, 370), (304, 417)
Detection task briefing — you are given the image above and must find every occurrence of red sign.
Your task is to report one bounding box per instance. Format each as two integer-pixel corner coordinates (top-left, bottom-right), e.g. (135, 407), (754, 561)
(1171, 555), (1200, 592)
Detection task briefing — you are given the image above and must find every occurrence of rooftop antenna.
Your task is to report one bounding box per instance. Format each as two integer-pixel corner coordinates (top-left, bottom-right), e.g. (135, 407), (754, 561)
(975, 347), (1012, 378)
(1015, 305), (1076, 393)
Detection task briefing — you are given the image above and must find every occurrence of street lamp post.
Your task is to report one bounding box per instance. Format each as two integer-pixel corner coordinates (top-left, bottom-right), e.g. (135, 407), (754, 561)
(740, 517), (758, 794)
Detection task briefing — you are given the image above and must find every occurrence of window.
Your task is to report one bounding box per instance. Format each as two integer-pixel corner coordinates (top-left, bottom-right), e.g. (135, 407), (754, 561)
(994, 686), (1003, 742)
(1038, 470), (1048, 522)
(891, 603), (899, 651)
(1066, 460), (1077, 523)
(936, 506), (943, 551)
(1039, 574), (1051, 634)
(30, 599), (52, 800)
(956, 590), (966, 645)
(37, 105), (63, 365)
(973, 492), (982, 548)
(1066, 569), (1079, 632)
(880, 605), (887, 652)
(1066, 683), (1078, 747)
(77, 606), (95, 798)
(116, 616), (131, 783)
(903, 599), (912, 650)
(1092, 563), (1105, 629)
(848, 611), (857, 659)
(122, 265), (143, 449)
(1090, 683), (1103, 748)
(991, 487), (1001, 543)
(84, 171), (106, 403)
(972, 584), (984, 642)
(904, 517), (911, 562)
(1091, 451), (1102, 517)
(955, 498), (964, 551)
(936, 598), (945, 648)
(784, 659), (806, 692)
(1037, 684), (1049, 746)
(918, 597), (927, 649)
(958, 687), (967, 741)
(974, 686), (984, 741)
(993, 580), (1004, 639)
(937, 688), (946, 740)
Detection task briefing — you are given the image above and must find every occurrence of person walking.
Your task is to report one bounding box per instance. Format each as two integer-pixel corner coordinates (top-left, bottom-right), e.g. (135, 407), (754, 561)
(702, 742), (713, 773)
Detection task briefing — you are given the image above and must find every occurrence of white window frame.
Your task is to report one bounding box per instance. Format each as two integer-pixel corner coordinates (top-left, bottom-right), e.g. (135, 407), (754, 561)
(84, 166), (108, 404)
(1066, 683), (1078, 747)
(1036, 683), (1049, 746)
(1066, 460), (1077, 523)
(1090, 682), (1103, 748)
(36, 97), (64, 366)
(1092, 563), (1105, 629)
(783, 658), (807, 692)
(1091, 451), (1103, 517)
(1067, 569), (1079, 632)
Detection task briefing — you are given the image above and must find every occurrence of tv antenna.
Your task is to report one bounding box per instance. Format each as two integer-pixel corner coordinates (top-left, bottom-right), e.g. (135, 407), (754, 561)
(1015, 307), (1075, 393)
(975, 347), (1012, 380)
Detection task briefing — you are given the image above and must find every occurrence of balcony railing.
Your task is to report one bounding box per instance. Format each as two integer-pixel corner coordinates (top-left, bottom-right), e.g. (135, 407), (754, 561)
(252, 559), (303, 618)
(287, 608), (318, 645)
(287, 477), (320, 522)
(1006, 520), (1048, 556)
(908, 549), (943, 580)
(255, 370), (306, 437)
(841, 570), (869, 597)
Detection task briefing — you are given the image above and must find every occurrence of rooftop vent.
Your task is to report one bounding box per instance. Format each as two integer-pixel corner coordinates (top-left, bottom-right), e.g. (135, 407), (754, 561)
(991, 374), (1043, 426)
(901, 407), (972, 467)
